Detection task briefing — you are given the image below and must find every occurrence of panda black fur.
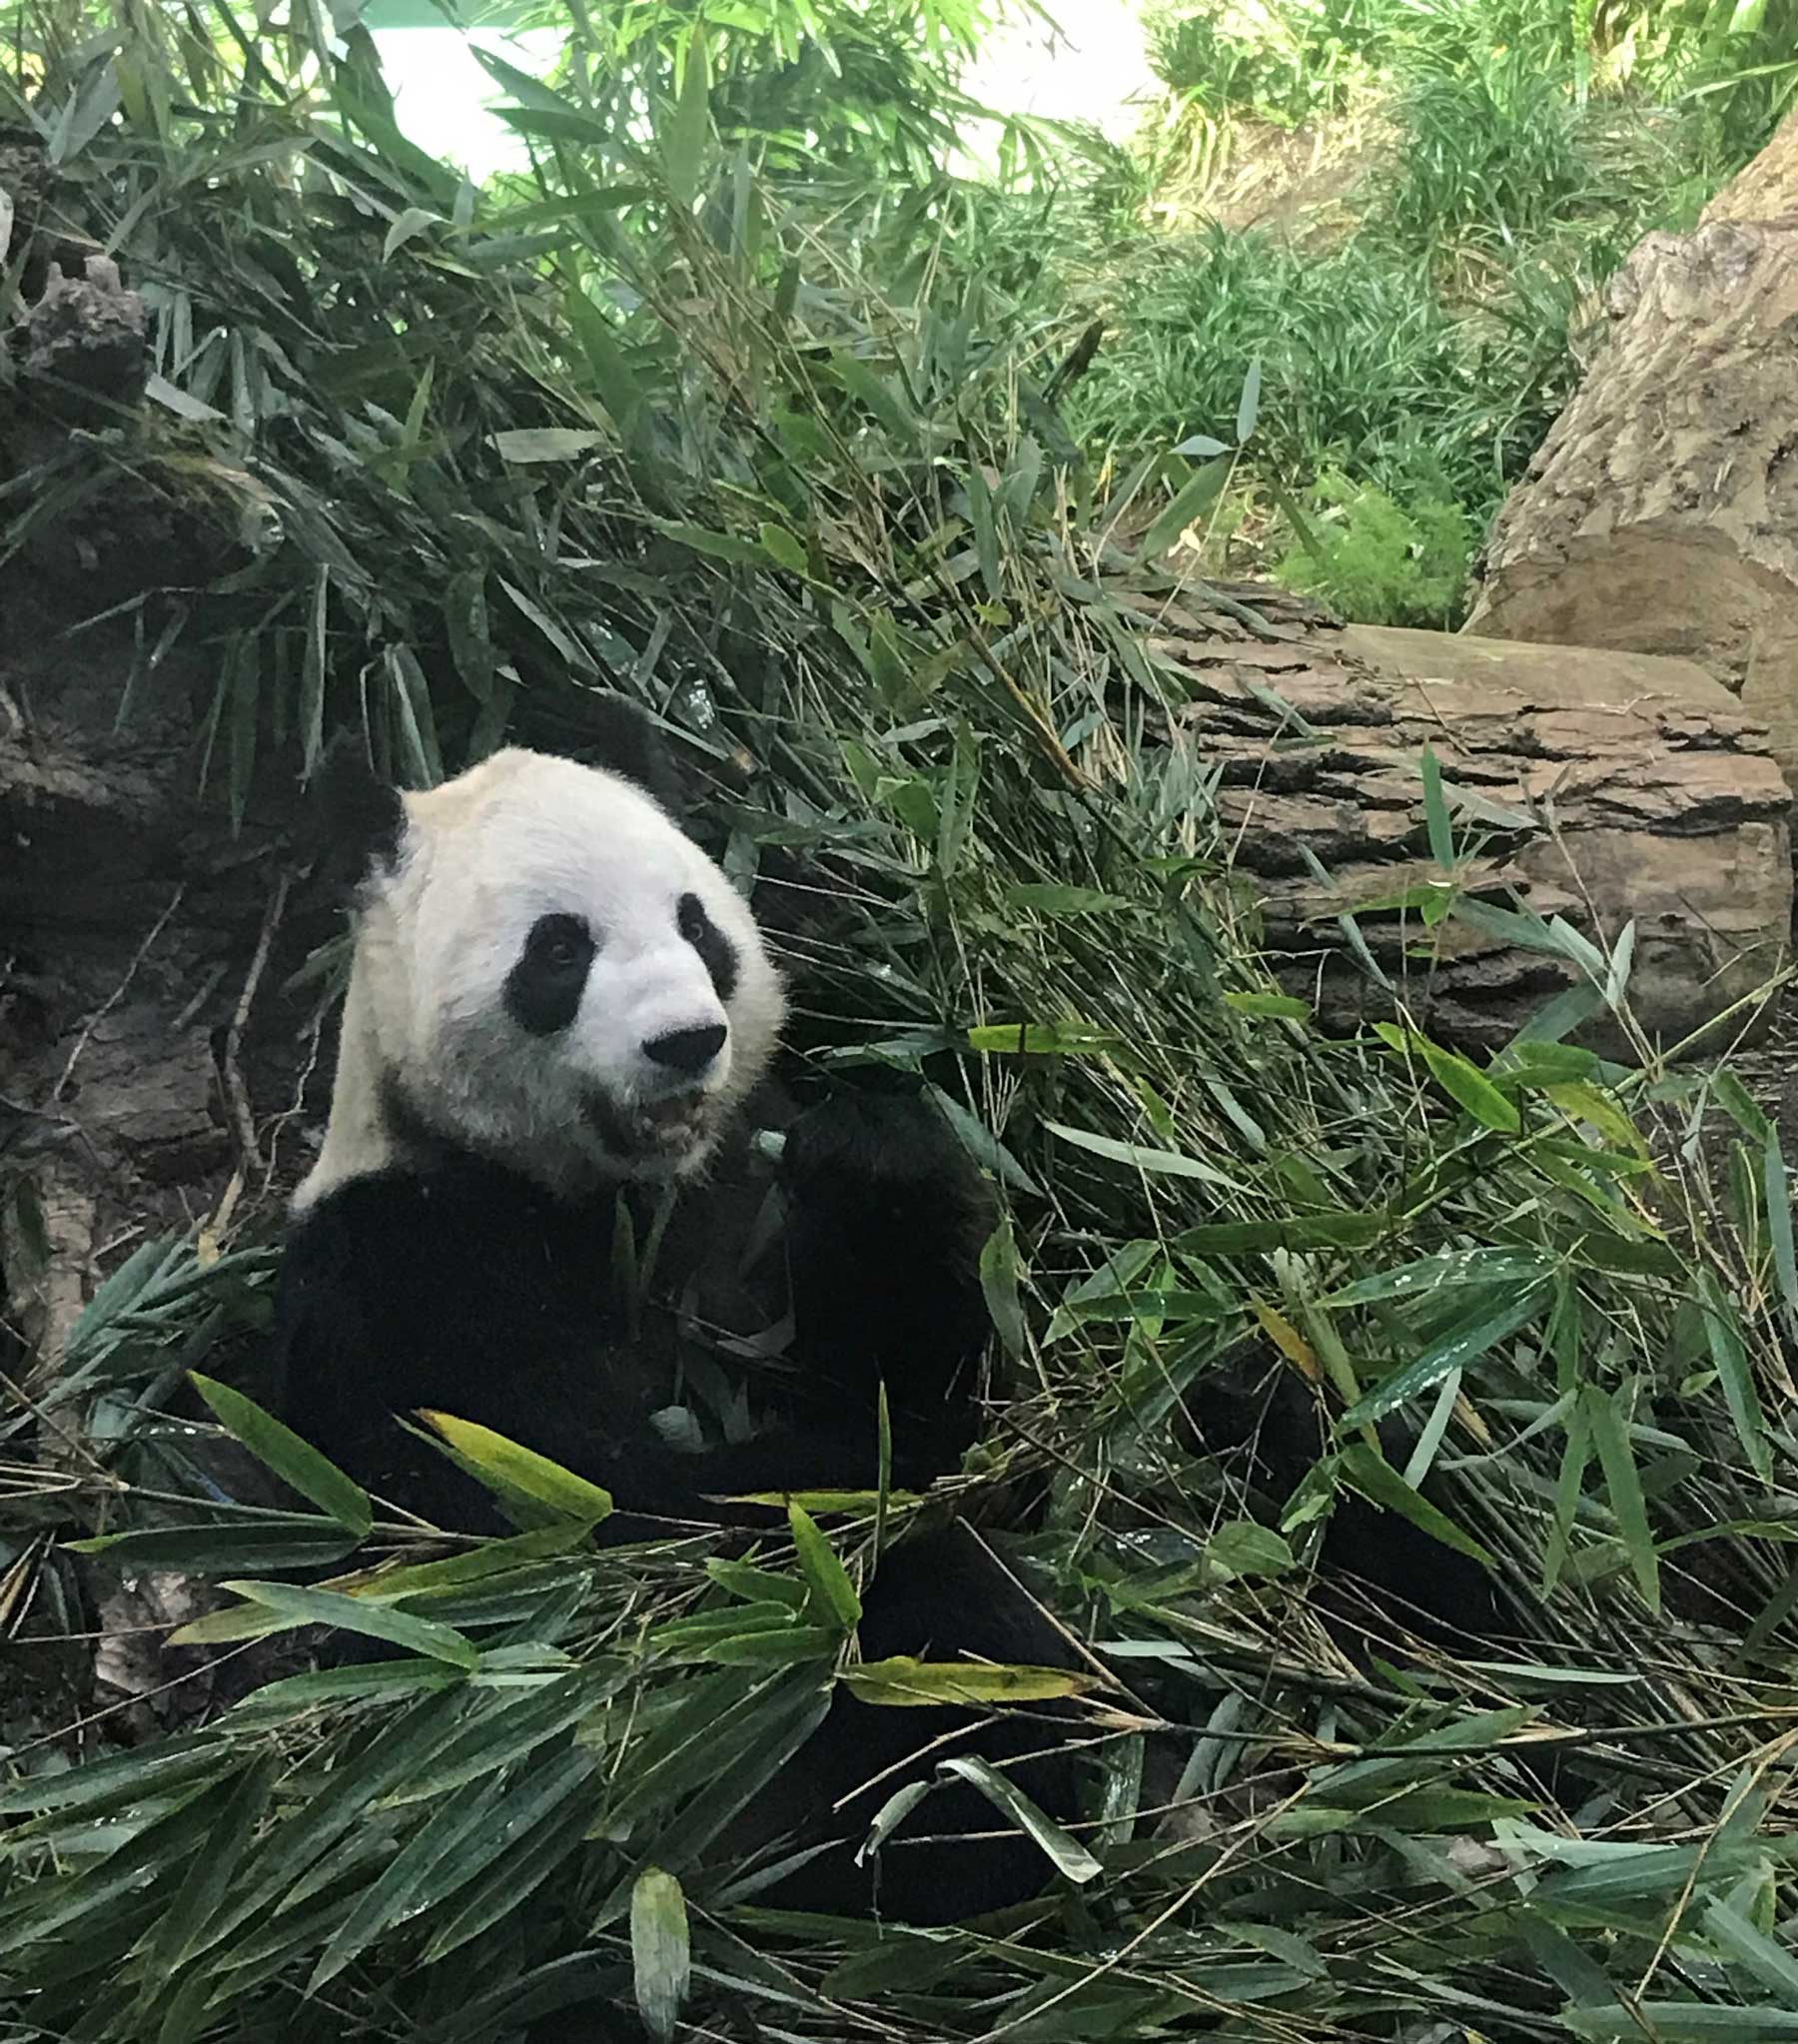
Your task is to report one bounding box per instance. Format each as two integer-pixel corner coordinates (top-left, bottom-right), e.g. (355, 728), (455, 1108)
(268, 716), (1081, 1926)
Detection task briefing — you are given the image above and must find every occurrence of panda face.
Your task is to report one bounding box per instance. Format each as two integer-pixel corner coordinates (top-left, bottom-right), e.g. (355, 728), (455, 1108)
(316, 747), (784, 1201)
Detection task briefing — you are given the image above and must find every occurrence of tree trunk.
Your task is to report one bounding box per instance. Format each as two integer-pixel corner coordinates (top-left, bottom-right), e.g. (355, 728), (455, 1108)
(1127, 585), (1792, 1053)
(1464, 109), (1798, 791)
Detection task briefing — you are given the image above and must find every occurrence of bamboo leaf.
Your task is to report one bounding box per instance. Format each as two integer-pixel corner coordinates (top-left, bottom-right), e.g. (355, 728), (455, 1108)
(188, 1373), (373, 1535)
(787, 1503), (861, 1631)
(416, 1412), (615, 1524)
(661, 23), (710, 207)
(1140, 452), (1234, 559)
(1584, 1383), (1660, 1611)
(843, 1658), (1093, 1706)
(1342, 1285), (1550, 1427)
(1697, 1270), (1773, 1483)
(630, 1867), (690, 2044)
(936, 1756), (1102, 1883)
(220, 1579), (479, 1669)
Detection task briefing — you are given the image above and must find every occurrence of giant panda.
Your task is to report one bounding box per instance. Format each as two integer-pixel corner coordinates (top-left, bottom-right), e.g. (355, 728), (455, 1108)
(268, 706), (1082, 1926)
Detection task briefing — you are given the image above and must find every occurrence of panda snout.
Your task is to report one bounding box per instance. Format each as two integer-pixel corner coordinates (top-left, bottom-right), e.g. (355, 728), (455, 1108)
(642, 1022), (727, 1078)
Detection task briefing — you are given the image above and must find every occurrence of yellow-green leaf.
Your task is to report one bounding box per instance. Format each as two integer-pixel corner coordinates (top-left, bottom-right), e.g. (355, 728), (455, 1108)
(630, 1867), (690, 2044)
(843, 1657), (1093, 1706)
(416, 1412), (613, 1524)
(788, 1502), (861, 1631)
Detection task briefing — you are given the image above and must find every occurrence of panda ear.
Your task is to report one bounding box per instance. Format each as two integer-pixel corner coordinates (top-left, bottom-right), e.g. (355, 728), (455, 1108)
(308, 731), (407, 880)
(536, 695), (686, 820)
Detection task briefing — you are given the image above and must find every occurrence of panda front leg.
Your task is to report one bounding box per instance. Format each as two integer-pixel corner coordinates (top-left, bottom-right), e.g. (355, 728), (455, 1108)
(654, 1086), (998, 1508)
(780, 1085), (996, 1485)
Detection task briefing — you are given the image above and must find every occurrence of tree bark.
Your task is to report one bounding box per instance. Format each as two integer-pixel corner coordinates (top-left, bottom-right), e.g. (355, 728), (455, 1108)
(1126, 585), (1792, 1053)
(1464, 108), (1798, 791)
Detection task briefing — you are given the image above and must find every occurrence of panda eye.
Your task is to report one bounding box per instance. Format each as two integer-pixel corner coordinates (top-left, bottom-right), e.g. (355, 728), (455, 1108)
(527, 914), (592, 973)
(677, 893), (709, 944)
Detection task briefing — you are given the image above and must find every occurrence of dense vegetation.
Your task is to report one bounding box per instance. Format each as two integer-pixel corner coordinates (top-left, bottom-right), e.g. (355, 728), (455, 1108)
(1027, 0), (1798, 622)
(4, 1), (1798, 2039)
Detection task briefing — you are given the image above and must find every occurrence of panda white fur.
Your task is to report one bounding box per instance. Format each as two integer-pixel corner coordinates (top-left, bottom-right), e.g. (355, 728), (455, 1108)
(269, 708), (1080, 1926)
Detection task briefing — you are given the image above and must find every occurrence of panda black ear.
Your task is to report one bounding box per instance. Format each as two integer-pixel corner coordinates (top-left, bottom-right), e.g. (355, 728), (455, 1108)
(579, 696), (686, 820)
(308, 730), (407, 881)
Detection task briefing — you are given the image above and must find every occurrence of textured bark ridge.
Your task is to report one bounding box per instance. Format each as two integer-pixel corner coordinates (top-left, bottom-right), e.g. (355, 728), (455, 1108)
(1464, 108), (1798, 790)
(1130, 587), (1792, 1050)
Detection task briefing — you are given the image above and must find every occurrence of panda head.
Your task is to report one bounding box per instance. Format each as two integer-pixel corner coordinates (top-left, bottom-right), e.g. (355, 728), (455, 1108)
(295, 715), (784, 1210)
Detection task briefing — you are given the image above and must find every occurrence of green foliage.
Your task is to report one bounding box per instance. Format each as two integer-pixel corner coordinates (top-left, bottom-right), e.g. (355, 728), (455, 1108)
(1065, 223), (1588, 524)
(1275, 469), (1472, 624)
(6, 0), (1798, 2036)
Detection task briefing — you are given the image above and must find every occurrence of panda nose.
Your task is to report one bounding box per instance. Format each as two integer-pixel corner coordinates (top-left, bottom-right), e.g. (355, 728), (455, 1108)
(642, 1023), (727, 1077)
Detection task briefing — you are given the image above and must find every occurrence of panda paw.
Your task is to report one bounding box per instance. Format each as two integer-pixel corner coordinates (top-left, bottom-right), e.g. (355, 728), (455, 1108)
(782, 1086), (985, 1206)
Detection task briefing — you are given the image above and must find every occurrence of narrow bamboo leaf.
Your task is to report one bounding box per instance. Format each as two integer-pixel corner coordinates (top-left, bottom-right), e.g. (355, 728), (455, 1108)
(1584, 1383), (1660, 1611)
(856, 1779), (934, 1865)
(1338, 1446), (1495, 1567)
(1223, 991), (1312, 1020)
(1697, 1270), (1773, 1483)
(1205, 1522), (1295, 1580)
(705, 1559), (807, 1608)
(1704, 1896), (1798, 2002)
(189, 1373), (372, 1534)
(421, 1753), (597, 1960)
(1517, 1905), (1620, 2009)
(0, 1740), (228, 1820)
(843, 1658), (1093, 1706)
(1254, 1301), (1321, 1381)
(936, 1756), (1102, 1883)
(1235, 358), (1263, 444)
(1544, 1398), (1591, 1597)
(630, 1867), (690, 2044)
(979, 1216), (1027, 1359)
(1715, 1067), (1776, 1145)
(1419, 745), (1453, 869)
(828, 351), (914, 442)
(661, 23), (710, 207)
(1603, 918), (1636, 1010)
(758, 521), (807, 573)
(1342, 1285), (1549, 1427)
(1325, 1249), (1554, 1308)
(1045, 1121), (1239, 1186)
(300, 566), (328, 778)
(416, 1412), (614, 1523)
(308, 1773), (506, 1989)
(1542, 1082), (1647, 1156)
(697, 1625), (842, 1665)
(788, 1504), (860, 1631)
(1140, 453), (1234, 559)
(490, 428), (606, 464)
(966, 461), (1001, 599)
(348, 1529), (595, 1606)
(1764, 1133), (1798, 1332)
(1415, 1038), (1519, 1133)
(1004, 884), (1130, 915)
(221, 1579), (478, 1669)
(151, 1755), (276, 1970)
(1562, 2007), (1798, 2041)
(968, 1020), (1118, 1056)
(382, 205), (441, 259)
(67, 1521), (363, 1573)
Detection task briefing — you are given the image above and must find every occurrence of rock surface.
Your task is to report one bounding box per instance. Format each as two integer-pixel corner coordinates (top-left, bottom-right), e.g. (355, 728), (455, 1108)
(1130, 586), (1793, 1052)
(1464, 107), (1798, 793)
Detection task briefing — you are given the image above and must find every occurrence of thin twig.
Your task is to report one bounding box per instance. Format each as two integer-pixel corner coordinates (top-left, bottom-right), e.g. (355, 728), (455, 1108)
(221, 866), (294, 1177)
(54, 882), (186, 1102)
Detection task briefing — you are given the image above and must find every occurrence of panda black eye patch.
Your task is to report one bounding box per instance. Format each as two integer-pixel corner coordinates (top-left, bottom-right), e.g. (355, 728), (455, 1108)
(505, 913), (597, 1036)
(678, 891), (738, 1002)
